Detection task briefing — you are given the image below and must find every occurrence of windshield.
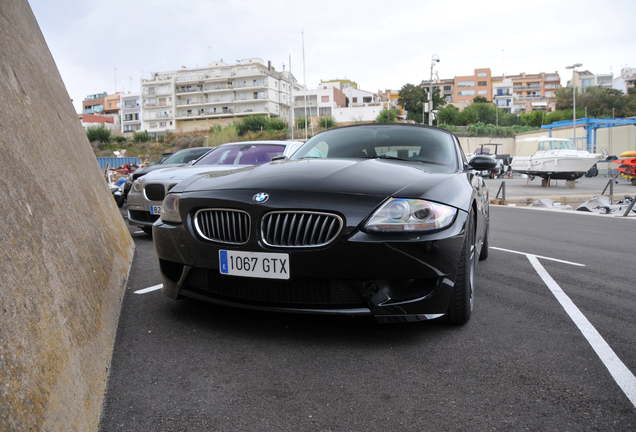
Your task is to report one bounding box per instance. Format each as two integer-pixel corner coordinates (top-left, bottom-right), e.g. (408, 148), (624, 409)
(163, 147), (212, 164)
(195, 144), (285, 166)
(292, 125), (458, 172)
(538, 140), (575, 151)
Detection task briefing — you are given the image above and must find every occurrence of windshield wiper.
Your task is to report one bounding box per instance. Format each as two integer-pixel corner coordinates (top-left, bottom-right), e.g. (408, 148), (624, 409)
(363, 155), (413, 162)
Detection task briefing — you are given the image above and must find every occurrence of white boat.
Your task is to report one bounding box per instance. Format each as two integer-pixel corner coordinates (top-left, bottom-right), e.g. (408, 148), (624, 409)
(511, 136), (603, 180)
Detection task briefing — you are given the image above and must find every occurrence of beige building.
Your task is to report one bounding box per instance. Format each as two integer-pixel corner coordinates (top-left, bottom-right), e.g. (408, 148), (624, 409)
(140, 58), (300, 135)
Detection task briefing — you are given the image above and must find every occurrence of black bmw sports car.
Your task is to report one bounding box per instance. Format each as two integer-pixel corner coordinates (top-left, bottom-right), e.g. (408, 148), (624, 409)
(153, 124), (497, 324)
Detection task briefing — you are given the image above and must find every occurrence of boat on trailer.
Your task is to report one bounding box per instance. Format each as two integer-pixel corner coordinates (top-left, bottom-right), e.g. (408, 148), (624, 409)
(511, 136), (603, 181)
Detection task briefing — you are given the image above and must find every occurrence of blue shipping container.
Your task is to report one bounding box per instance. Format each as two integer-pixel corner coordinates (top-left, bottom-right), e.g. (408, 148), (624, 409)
(96, 157), (141, 170)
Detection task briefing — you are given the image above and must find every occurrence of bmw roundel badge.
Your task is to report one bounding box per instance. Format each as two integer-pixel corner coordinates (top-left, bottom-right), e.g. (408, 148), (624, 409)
(253, 192), (269, 204)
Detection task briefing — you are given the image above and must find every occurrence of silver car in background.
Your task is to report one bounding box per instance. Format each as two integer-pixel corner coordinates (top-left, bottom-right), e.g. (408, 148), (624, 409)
(127, 140), (302, 234)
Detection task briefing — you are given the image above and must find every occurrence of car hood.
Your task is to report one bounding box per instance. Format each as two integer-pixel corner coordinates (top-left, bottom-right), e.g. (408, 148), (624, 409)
(177, 159), (469, 208)
(140, 164), (250, 184)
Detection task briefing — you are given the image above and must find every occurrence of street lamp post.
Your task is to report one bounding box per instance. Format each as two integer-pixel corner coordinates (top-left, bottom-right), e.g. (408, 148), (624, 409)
(565, 63), (583, 147)
(428, 54), (440, 126)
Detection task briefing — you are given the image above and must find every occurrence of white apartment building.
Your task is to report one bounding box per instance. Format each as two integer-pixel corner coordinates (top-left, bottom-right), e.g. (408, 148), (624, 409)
(293, 82), (393, 125)
(293, 82), (346, 119)
(140, 58), (300, 135)
(121, 93), (141, 138)
(493, 79), (514, 113)
(613, 67), (636, 94)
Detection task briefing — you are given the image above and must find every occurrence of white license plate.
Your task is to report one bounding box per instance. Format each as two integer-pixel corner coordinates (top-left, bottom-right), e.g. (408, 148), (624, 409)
(219, 250), (289, 280)
(150, 205), (162, 215)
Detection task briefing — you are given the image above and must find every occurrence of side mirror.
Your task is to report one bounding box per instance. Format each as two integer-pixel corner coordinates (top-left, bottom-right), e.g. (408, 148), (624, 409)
(187, 160), (195, 166)
(468, 155), (497, 171)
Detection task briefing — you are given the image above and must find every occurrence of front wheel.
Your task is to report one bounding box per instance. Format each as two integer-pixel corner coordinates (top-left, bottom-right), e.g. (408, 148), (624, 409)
(141, 226), (153, 235)
(443, 214), (475, 325)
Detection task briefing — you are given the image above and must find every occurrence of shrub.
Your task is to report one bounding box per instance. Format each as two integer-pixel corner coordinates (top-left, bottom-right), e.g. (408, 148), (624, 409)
(295, 115), (309, 129)
(132, 131), (150, 143)
(317, 116), (337, 129)
(112, 135), (127, 143)
(86, 125), (111, 143)
(236, 115), (269, 135)
(266, 118), (286, 131)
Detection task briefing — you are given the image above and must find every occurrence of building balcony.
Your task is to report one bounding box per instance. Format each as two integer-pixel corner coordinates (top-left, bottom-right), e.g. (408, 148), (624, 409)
(143, 102), (173, 108)
(513, 84), (541, 90)
(143, 113), (171, 121)
(175, 107), (236, 119)
(176, 74), (205, 83)
(176, 87), (204, 95)
(205, 84), (233, 92)
(176, 99), (208, 107)
(122, 103), (140, 110)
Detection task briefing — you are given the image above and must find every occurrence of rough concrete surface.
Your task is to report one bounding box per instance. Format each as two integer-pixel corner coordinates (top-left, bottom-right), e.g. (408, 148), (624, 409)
(0, 2), (135, 431)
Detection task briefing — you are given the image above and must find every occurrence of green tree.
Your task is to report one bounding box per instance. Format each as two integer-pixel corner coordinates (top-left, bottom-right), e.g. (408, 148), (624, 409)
(472, 96), (489, 103)
(375, 107), (400, 123)
(398, 84), (427, 122)
(436, 105), (460, 125)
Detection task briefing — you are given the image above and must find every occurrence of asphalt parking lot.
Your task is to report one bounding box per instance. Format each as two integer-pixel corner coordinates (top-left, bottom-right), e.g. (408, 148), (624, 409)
(98, 200), (636, 431)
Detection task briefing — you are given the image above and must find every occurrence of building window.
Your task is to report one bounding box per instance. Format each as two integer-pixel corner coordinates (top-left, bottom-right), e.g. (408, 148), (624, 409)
(458, 90), (475, 96)
(582, 79), (592, 87)
(321, 95), (329, 103)
(457, 81), (474, 87)
(477, 72), (487, 78)
(352, 97), (357, 103)
(444, 85), (451, 91)
(254, 91), (265, 99)
(363, 96), (372, 103)
(478, 81), (487, 86)
(319, 107), (332, 116)
(478, 90), (487, 95)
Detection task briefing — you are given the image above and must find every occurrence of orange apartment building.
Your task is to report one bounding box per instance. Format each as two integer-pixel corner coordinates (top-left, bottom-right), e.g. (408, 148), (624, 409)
(498, 72), (561, 112)
(453, 68), (492, 104)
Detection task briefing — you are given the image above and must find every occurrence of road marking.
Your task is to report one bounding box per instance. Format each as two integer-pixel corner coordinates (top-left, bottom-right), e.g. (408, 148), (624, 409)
(494, 247), (636, 408)
(491, 247), (585, 266)
(134, 284), (163, 294)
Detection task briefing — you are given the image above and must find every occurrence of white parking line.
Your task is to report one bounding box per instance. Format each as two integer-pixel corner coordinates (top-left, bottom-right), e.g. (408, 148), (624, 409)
(491, 247), (585, 266)
(494, 247), (636, 408)
(134, 284), (163, 294)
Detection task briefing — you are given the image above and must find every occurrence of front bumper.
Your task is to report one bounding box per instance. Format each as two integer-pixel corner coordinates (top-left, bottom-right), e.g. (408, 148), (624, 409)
(126, 190), (162, 228)
(153, 210), (468, 323)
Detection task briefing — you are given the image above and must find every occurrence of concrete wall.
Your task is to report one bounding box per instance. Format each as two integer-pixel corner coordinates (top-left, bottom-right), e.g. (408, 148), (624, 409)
(0, 2), (135, 431)
(458, 137), (516, 157)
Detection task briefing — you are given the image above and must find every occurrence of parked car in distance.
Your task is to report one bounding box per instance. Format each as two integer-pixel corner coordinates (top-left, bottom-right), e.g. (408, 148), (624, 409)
(122, 147), (215, 203)
(127, 140), (302, 234)
(152, 124), (496, 324)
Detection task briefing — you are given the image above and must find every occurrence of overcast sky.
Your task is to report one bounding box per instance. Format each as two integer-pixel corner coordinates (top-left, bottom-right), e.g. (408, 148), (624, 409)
(29, 0), (636, 113)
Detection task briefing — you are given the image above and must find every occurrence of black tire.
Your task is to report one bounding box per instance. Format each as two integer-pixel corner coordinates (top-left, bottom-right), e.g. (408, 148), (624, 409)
(479, 220), (489, 261)
(443, 214), (475, 325)
(141, 226), (153, 235)
(115, 194), (125, 208)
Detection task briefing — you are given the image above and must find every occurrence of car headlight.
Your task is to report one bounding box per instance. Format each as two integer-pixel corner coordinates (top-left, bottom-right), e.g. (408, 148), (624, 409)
(132, 180), (141, 192)
(160, 193), (181, 223)
(364, 198), (456, 232)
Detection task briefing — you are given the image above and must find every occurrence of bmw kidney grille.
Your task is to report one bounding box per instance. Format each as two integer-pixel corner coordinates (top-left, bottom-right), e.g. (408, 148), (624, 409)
(144, 184), (165, 201)
(261, 211), (342, 247)
(194, 209), (250, 245)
